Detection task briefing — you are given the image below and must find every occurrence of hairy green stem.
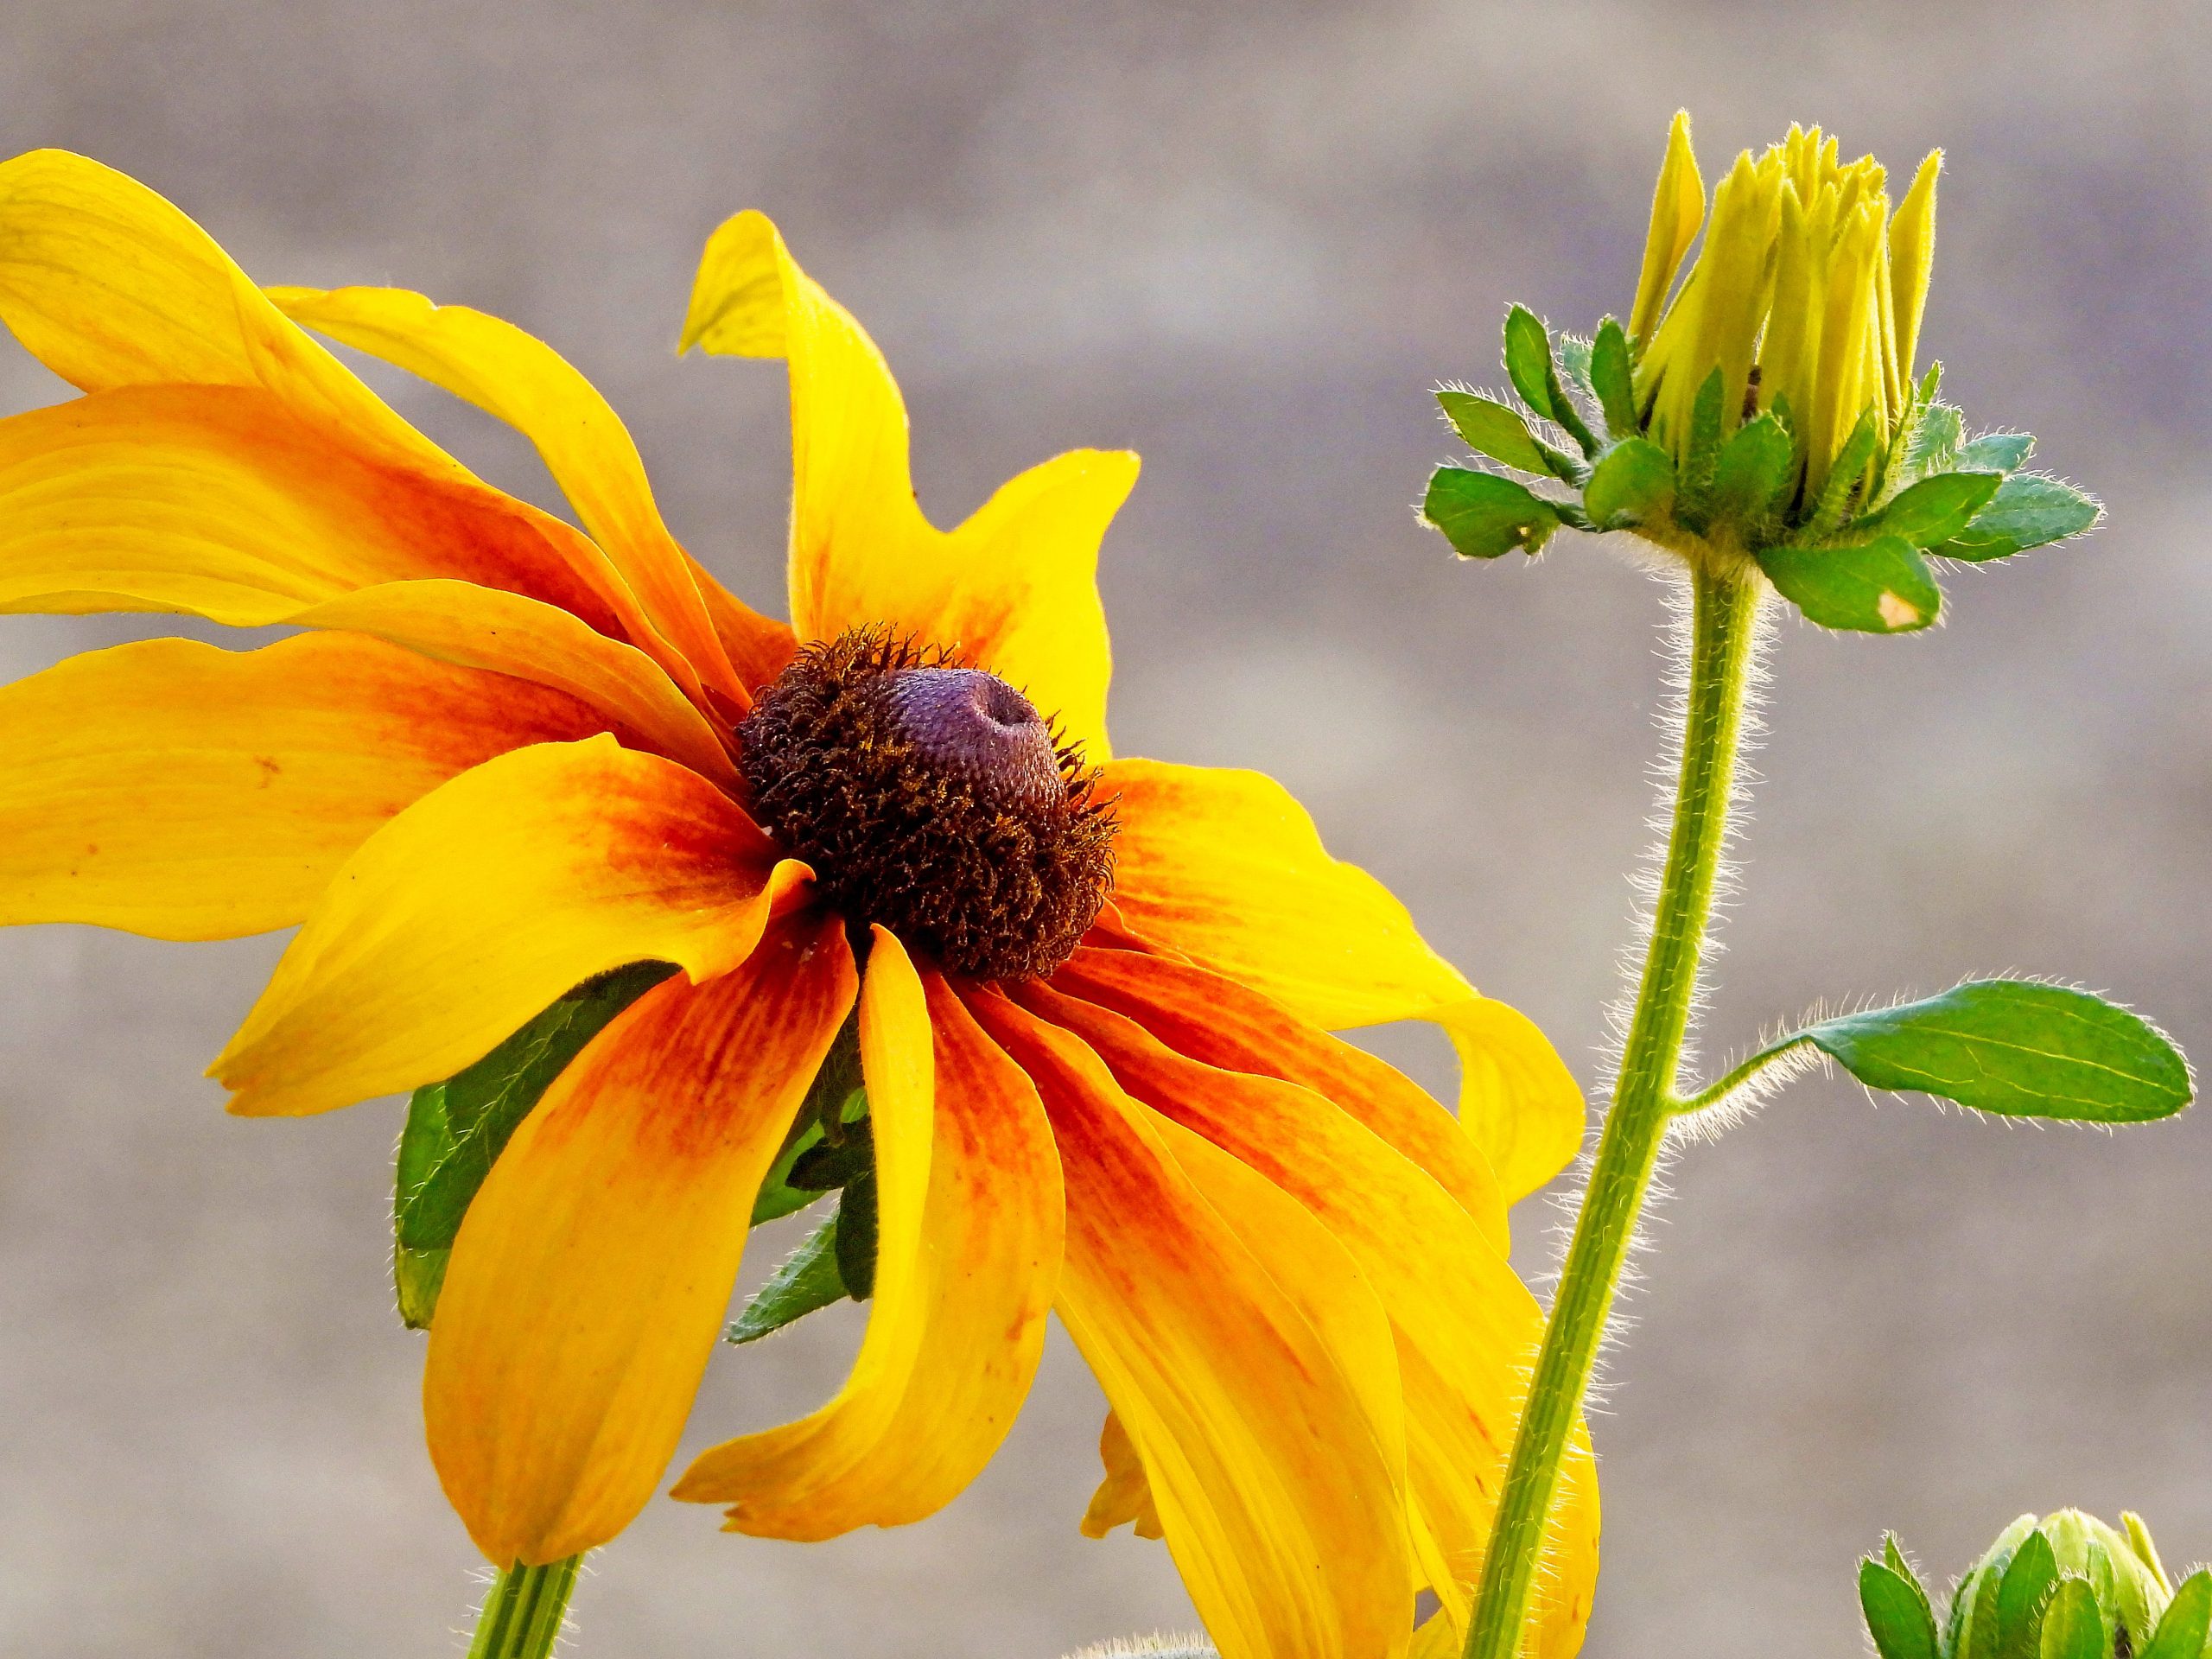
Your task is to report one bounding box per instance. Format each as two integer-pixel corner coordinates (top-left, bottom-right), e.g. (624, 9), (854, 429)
(1463, 564), (1763, 1659)
(467, 1556), (582, 1659)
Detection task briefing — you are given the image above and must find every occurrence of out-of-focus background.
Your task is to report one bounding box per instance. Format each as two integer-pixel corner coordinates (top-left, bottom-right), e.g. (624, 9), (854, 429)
(3, 3), (2208, 1654)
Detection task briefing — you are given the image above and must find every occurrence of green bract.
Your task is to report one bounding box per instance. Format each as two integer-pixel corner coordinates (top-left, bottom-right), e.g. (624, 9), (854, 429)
(1865, 1513), (2205, 1659)
(1422, 306), (2101, 633)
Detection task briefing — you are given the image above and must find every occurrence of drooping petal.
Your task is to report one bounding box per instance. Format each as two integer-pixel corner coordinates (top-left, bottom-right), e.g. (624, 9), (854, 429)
(424, 912), (855, 1567)
(1103, 758), (1586, 1200)
(969, 992), (1414, 1659)
(0, 149), (442, 467)
(210, 734), (806, 1118)
(0, 385), (642, 645)
(674, 944), (1064, 1535)
(680, 210), (1135, 761)
(293, 580), (735, 785)
(1081, 1409), (1165, 1541)
(1024, 982), (1601, 1658)
(0, 632), (608, 940)
(1055, 944), (1508, 1249)
(268, 283), (794, 699)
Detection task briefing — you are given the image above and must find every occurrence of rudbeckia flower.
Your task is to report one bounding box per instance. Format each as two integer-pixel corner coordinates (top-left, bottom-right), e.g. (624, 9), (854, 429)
(0, 150), (1598, 1659)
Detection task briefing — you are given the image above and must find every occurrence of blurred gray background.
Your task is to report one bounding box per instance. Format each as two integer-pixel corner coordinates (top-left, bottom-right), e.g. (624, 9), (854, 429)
(3, 2), (2209, 1654)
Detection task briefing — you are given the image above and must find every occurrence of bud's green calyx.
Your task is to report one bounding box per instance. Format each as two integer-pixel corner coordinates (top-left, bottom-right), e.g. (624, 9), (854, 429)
(1422, 111), (2102, 635)
(1860, 1510), (2212, 1659)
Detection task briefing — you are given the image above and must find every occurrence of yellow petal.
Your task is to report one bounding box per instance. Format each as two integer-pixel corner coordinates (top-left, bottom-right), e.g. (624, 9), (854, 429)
(1081, 1409), (1166, 1541)
(211, 734), (805, 1118)
(1056, 944), (1507, 1249)
(681, 210), (1134, 761)
(674, 950), (1065, 1534)
(269, 283), (794, 700)
(0, 149), (442, 469)
(971, 992), (1414, 1659)
(0, 632), (608, 940)
(1028, 982), (1600, 1656)
(424, 912), (856, 1566)
(1103, 759), (1586, 1199)
(1888, 150), (1941, 391)
(1629, 111), (1707, 342)
(292, 579), (735, 786)
(0, 385), (645, 645)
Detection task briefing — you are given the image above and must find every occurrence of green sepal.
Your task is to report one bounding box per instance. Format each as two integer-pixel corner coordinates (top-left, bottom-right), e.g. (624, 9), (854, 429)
(2141, 1572), (2212, 1659)
(1757, 535), (1941, 634)
(1891, 401), (1965, 493)
(1711, 413), (1795, 535)
(1503, 304), (1599, 457)
(1936, 474), (2101, 561)
(1675, 365), (1726, 521)
(1556, 332), (1597, 406)
(1436, 390), (1580, 481)
(753, 1015), (867, 1223)
(834, 1165), (880, 1299)
(1959, 431), (2034, 473)
(727, 1210), (848, 1344)
(1862, 1558), (1943, 1659)
(1797, 980), (2193, 1123)
(1805, 407), (1884, 537)
(392, 961), (675, 1328)
(1422, 466), (1562, 558)
(1589, 317), (1640, 438)
(1583, 438), (1677, 531)
(1866, 471), (2004, 548)
(787, 1116), (874, 1192)
(1964, 1564), (2008, 1659)
(1996, 1530), (2061, 1659)
(2037, 1580), (2103, 1659)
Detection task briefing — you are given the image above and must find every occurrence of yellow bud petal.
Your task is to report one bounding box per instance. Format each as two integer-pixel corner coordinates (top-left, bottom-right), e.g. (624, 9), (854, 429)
(1630, 111), (1707, 342)
(1889, 149), (1942, 385)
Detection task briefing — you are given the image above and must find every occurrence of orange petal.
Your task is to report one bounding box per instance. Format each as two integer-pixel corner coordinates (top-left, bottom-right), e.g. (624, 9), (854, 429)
(210, 734), (805, 1118)
(1056, 944), (1507, 1249)
(0, 385), (641, 644)
(269, 283), (794, 700)
(1027, 982), (1601, 1657)
(673, 943), (1064, 1535)
(681, 210), (1134, 761)
(424, 912), (856, 1566)
(1103, 758), (1586, 1201)
(0, 632), (608, 940)
(0, 149), (443, 467)
(969, 992), (1414, 1659)
(293, 580), (735, 786)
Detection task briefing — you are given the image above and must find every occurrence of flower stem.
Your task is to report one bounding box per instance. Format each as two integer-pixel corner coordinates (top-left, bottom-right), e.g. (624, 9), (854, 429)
(467, 1556), (582, 1659)
(1462, 563), (1764, 1659)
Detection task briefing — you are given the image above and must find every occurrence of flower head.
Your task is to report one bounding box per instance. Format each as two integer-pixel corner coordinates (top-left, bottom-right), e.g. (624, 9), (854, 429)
(0, 154), (1598, 1658)
(1423, 113), (2101, 636)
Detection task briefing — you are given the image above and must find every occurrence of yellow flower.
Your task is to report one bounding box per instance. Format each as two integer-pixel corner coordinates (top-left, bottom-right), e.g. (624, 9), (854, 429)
(1632, 111), (1941, 503)
(0, 151), (1598, 1659)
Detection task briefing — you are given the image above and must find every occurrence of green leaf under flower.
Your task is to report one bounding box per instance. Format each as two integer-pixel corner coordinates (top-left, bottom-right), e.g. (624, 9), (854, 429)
(1937, 474), (2101, 561)
(1503, 304), (1598, 457)
(1867, 471), (2004, 548)
(1863, 1557), (1943, 1659)
(1584, 438), (1676, 531)
(1436, 390), (1560, 478)
(1422, 466), (1561, 558)
(727, 1209), (848, 1344)
(1756, 535), (1941, 633)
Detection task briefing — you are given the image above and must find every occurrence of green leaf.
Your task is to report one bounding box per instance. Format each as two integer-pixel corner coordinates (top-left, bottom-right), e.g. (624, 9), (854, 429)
(1712, 413), (1796, 533)
(787, 1116), (874, 1192)
(1965, 1564), (2008, 1659)
(392, 962), (674, 1328)
(751, 1117), (830, 1224)
(1758, 535), (1942, 633)
(1863, 1560), (1944, 1659)
(727, 1210), (848, 1344)
(834, 1165), (880, 1299)
(1557, 332), (1596, 405)
(1937, 474), (2101, 561)
(1503, 305), (1599, 456)
(2037, 1580), (2103, 1659)
(1678, 365), (1726, 512)
(1868, 471), (2004, 547)
(1959, 431), (2034, 473)
(1998, 1531), (2062, 1659)
(1583, 438), (1677, 531)
(1799, 981), (2193, 1123)
(1894, 401), (1965, 490)
(1806, 407), (1884, 535)
(1437, 391), (1577, 480)
(1422, 466), (1562, 558)
(1589, 317), (1640, 438)
(2141, 1571), (2212, 1659)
